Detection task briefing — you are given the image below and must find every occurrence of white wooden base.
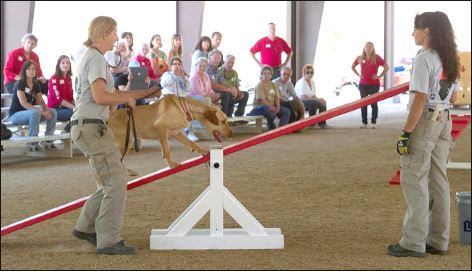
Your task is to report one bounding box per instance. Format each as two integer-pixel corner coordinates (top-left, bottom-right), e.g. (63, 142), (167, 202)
(150, 145), (284, 250)
(150, 228), (283, 250)
(447, 161), (471, 170)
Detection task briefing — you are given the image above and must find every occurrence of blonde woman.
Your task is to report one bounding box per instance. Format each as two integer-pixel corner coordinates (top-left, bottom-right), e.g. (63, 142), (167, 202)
(351, 42), (389, 129)
(294, 64), (328, 128)
(71, 16), (160, 255)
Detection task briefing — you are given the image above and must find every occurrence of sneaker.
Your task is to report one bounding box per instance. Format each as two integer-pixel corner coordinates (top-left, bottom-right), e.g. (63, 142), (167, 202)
(186, 131), (199, 142)
(360, 124), (368, 129)
(371, 124), (377, 129)
(72, 229), (97, 246)
(387, 243), (426, 257)
(96, 240), (136, 255)
(27, 142), (41, 152)
(426, 244), (447, 255)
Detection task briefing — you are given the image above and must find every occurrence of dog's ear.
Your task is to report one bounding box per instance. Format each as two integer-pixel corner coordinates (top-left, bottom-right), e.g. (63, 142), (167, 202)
(204, 108), (219, 126)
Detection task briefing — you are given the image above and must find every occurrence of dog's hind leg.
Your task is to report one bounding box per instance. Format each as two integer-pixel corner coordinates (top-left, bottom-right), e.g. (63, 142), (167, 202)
(172, 131), (209, 156)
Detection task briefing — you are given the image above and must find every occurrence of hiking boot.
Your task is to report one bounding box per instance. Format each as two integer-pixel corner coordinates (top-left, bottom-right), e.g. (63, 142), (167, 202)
(96, 240), (136, 255)
(72, 229), (97, 246)
(387, 243), (426, 257)
(426, 244), (447, 255)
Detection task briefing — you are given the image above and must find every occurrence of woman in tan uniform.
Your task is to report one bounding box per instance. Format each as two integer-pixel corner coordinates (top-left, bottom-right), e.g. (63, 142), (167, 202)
(70, 16), (160, 255)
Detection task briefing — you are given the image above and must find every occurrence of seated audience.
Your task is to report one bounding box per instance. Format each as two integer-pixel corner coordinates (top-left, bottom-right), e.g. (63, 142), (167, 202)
(105, 39), (130, 90)
(220, 54), (249, 117)
(161, 57), (198, 142)
(295, 64), (328, 128)
(189, 57), (220, 104)
(168, 33), (183, 64)
(206, 50), (237, 117)
(3, 33), (48, 95)
(47, 55), (74, 133)
(7, 61), (57, 151)
(190, 36), (213, 75)
(149, 34), (169, 82)
(247, 66), (290, 130)
(121, 31), (135, 60)
(273, 66), (305, 123)
(135, 43), (158, 81)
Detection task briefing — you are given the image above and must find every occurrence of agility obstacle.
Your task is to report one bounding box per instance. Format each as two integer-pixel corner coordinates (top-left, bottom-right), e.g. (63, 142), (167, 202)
(1, 82), (409, 237)
(150, 145), (284, 249)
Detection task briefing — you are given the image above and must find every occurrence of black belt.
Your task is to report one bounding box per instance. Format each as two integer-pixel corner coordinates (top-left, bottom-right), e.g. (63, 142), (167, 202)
(71, 119), (106, 127)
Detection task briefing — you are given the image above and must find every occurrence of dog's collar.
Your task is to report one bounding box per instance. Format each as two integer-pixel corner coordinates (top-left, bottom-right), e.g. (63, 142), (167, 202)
(177, 97), (193, 121)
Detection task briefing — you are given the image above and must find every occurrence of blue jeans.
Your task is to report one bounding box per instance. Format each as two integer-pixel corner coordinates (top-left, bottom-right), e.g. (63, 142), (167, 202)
(247, 105), (290, 130)
(358, 84), (380, 124)
(8, 108), (57, 136)
(302, 100), (327, 125)
(55, 106), (74, 122)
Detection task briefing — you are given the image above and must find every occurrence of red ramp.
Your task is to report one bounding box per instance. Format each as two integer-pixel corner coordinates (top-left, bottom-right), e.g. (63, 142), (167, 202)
(1, 83), (409, 236)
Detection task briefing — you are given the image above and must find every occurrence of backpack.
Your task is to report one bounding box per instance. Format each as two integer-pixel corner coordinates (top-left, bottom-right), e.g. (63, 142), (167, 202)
(1, 123), (12, 140)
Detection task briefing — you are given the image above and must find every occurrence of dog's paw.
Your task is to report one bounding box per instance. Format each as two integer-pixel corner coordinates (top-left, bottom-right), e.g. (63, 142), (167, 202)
(167, 161), (181, 169)
(127, 168), (138, 177)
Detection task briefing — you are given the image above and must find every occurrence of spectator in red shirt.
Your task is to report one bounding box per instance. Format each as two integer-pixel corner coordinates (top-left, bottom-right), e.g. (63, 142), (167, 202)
(135, 43), (158, 80)
(351, 42), (389, 129)
(3, 33), (48, 94)
(250, 22), (292, 80)
(47, 55), (75, 132)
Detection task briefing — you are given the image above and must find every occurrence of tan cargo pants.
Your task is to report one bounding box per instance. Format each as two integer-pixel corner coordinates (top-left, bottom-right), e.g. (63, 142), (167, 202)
(399, 109), (452, 252)
(71, 119), (128, 249)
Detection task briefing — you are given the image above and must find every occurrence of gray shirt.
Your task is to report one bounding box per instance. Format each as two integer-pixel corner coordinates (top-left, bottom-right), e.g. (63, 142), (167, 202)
(409, 48), (458, 110)
(72, 47), (114, 122)
(273, 77), (297, 102)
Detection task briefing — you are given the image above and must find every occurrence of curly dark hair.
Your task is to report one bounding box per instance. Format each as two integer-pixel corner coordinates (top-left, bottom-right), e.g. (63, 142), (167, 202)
(414, 11), (459, 82)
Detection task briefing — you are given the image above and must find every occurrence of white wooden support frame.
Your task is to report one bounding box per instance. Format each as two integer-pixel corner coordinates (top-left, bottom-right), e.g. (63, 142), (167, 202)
(150, 145), (284, 250)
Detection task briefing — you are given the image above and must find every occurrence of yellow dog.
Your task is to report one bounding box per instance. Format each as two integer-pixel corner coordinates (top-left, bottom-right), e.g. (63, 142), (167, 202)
(108, 94), (233, 171)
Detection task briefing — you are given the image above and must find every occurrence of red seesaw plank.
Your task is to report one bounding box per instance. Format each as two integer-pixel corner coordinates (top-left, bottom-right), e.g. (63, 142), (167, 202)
(1, 83), (409, 236)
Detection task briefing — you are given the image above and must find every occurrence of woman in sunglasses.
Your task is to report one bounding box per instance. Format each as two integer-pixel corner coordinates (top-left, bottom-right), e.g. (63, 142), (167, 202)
(294, 64), (328, 128)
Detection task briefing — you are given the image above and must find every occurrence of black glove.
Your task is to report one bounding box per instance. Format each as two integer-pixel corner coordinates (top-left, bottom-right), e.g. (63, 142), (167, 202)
(396, 131), (411, 156)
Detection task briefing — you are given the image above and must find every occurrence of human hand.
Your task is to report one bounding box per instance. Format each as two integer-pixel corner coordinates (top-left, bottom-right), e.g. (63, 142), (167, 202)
(318, 98), (326, 106)
(128, 72), (134, 81)
(396, 131), (411, 155)
(126, 97), (136, 109)
(148, 85), (161, 97)
(42, 110), (52, 120)
(237, 91), (245, 100)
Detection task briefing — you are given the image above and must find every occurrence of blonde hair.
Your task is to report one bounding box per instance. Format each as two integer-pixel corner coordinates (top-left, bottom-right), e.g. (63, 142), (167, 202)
(302, 64), (314, 74)
(83, 16), (117, 47)
(360, 42), (377, 64)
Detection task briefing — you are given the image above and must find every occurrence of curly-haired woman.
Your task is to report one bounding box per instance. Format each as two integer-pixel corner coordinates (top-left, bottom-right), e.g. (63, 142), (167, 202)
(388, 11), (460, 258)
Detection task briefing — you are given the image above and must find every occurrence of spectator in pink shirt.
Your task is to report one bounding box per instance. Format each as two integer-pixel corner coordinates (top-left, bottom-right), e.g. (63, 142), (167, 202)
(351, 42), (389, 129)
(189, 57), (220, 104)
(250, 23), (292, 80)
(47, 55), (75, 133)
(3, 33), (48, 94)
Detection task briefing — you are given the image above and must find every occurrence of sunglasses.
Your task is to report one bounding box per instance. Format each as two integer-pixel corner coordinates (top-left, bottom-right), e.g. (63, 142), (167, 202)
(305, 71), (314, 75)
